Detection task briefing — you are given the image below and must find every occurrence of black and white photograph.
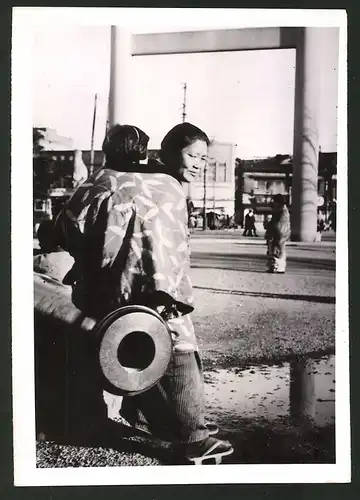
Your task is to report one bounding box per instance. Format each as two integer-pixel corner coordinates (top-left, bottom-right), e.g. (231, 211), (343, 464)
(11, 7), (349, 486)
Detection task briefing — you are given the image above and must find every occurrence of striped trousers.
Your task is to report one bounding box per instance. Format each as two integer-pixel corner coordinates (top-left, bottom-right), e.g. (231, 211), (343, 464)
(120, 351), (209, 444)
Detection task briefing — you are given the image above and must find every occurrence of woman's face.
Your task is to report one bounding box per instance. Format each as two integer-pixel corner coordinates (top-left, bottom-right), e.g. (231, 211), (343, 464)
(179, 139), (208, 183)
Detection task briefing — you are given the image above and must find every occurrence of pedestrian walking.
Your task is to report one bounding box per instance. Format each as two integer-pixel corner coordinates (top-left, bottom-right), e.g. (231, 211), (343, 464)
(54, 123), (233, 464)
(328, 201), (336, 232)
(263, 214), (271, 244)
(243, 210), (252, 236)
(189, 213), (196, 233)
(316, 210), (326, 241)
(266, 194), (291, 273)
(249, 210), (258, 236)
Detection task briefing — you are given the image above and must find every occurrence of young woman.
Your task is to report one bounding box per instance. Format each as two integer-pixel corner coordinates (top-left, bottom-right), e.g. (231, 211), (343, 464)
(120, 122), (234, 464)
(266, 194), (291, 273)
(55, 123), (233, 464)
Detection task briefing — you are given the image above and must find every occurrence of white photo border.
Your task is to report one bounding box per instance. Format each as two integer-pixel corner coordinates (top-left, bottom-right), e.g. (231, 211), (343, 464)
(11, 7), (349, 486)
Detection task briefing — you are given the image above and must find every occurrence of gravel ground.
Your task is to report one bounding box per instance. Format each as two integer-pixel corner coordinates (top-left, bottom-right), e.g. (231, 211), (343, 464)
(191, 266), (335, 299)
(192, 290), (335, 369)
(36, 418), (335, 467)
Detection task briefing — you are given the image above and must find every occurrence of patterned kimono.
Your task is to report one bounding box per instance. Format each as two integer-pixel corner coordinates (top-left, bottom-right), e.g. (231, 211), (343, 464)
(266, 206), (291, 273)
(55, 168), (197, 352)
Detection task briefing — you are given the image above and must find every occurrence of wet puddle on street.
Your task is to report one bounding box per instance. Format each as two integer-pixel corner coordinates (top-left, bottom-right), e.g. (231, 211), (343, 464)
(204, 355), (335, 429)
(38, 354), (336, 465)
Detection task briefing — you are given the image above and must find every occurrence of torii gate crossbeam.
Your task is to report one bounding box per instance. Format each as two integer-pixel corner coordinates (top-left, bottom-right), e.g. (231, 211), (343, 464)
(132, 27), (299, 55)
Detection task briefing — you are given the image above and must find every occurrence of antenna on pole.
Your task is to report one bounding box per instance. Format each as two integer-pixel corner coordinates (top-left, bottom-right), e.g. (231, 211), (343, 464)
(182, 82), (187, 123)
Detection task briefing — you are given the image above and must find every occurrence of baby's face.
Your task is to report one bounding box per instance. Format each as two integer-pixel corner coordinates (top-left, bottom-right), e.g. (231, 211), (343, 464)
(179, 140), (208, 183)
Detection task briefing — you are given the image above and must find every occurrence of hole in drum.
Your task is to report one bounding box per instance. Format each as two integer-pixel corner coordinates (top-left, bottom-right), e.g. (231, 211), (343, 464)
(117, 331), (155, 372)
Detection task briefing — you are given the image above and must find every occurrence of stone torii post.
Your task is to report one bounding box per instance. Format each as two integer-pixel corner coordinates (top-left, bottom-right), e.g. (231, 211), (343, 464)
(108, 26), (338, 242)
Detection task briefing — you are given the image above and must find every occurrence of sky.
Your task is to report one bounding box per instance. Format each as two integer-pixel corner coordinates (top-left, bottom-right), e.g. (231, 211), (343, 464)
(32, 24), (339, 158)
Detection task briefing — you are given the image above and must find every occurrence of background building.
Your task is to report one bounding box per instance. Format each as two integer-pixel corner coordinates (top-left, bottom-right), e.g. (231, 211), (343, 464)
(36, 128), (73, 151)
(235, 153), (337, 226)
(190, 141), (237, 217)
(33, 137), (336, 232)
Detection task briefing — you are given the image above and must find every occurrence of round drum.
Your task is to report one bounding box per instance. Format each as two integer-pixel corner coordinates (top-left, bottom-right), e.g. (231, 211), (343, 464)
(96, 305), (172, 396)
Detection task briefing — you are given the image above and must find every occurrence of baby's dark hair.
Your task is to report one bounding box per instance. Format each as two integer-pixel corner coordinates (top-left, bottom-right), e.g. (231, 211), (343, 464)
(102, 124), (149, 166)
(159, 122), (210, 165)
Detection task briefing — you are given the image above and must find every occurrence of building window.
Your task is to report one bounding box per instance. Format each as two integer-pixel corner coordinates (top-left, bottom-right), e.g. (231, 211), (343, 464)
(69, 156), (74, 161)
(60, 155), (65, 161)
(256, 180), (265, 192)
(217, 162), (227, 182)
(274, 180), (285, 193)
(52, 156), (57, 161)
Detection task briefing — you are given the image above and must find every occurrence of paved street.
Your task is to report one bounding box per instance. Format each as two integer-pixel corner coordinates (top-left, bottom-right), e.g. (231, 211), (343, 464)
(190, 237), (335, 277)
(189, 235), (335, 307)
(189, 235), (335, 367)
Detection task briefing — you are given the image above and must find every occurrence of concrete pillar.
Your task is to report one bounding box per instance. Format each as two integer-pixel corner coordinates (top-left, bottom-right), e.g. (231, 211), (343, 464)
(291, 28), (322, 241)
(108, 26), (133, 128)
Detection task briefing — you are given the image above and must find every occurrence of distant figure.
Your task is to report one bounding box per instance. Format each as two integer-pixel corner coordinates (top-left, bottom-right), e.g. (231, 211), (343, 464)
(317, 210), (326, 233)
(263, 214), (271, 243)
(189, 213), (196, 231)
(243, 209), (256, 236)
(328, 202), (336, 232)
(249, 211), (258, 236)
(266, 194), (291, 273)
(73, 149), (88, 188)
(243, 210), (252, 236)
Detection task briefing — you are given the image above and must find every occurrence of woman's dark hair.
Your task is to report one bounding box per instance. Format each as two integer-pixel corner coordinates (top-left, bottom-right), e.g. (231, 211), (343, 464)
(159, 122), (210, 165)
(102, 124), (149, 166)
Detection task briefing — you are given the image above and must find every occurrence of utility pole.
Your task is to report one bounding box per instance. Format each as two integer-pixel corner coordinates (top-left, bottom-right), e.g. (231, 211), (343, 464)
(182, 82), (187, 123)
(90, 93), (98, 176)
(203, 162), (207, 230)
(213, 165), (216, 213)
(102, 118), (109, 167)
